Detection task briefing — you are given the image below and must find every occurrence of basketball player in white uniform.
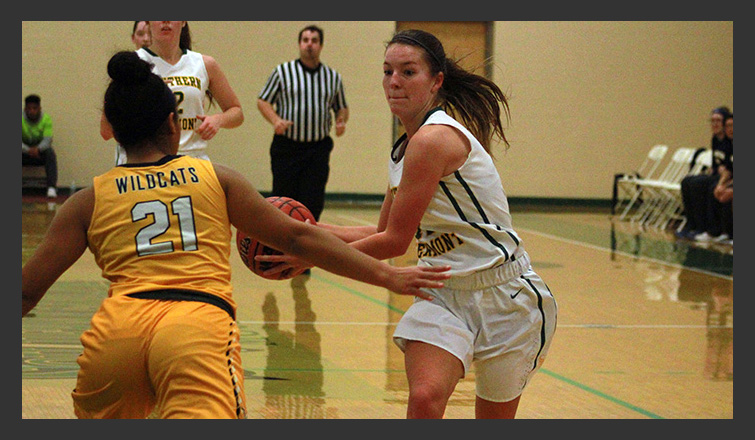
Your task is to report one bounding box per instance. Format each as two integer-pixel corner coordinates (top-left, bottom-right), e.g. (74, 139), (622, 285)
(257, 29), (557, 419)
(388, 106), (557, 418)
(126, 47), (210, 161)
(107, 21), (242, 164)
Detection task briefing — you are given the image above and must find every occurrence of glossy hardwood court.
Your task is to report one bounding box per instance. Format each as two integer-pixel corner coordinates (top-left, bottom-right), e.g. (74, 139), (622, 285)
(21, 198), (734, 419)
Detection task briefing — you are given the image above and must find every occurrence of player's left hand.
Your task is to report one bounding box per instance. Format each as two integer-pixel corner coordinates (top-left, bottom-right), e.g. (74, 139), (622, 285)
(386, 265), (450, 300)
(195, 114), (221, 140)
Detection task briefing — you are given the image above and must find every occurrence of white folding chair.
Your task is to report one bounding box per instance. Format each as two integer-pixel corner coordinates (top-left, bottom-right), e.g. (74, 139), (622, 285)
(629, 147), (695, 227)
(651, 149), (713, 230)
(613, 144), (669, 220)
(689, 148), (713, 175)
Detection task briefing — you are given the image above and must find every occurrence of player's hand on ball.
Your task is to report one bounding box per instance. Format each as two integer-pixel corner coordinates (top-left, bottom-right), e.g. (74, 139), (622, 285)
(254, 254), (312, 277)
(237, 197), (317, 280)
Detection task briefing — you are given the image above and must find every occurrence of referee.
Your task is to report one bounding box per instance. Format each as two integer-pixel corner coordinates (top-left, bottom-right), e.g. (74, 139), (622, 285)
(257, 24), (349, 222)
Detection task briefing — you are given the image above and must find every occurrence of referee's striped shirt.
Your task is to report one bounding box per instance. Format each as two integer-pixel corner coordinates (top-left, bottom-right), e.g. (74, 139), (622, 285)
(258, 59), (347, 143)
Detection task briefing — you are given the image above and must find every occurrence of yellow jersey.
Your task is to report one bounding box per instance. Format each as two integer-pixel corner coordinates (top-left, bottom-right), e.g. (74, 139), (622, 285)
(87, 155), (234, 311)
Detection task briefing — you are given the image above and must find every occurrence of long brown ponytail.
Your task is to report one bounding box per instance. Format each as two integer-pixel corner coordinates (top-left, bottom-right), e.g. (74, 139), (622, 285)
(387, 29), (510, 154)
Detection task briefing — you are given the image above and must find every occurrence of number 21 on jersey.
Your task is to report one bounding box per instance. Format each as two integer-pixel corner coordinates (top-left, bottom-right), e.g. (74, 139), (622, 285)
(132, 196), (198, 256)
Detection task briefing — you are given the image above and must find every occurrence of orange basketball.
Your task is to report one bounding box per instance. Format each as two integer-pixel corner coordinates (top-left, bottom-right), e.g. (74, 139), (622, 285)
(236, 196), (316, 280)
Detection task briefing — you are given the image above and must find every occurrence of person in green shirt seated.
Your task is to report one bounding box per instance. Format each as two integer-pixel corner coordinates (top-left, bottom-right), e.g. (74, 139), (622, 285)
(22, 94), (58, 198)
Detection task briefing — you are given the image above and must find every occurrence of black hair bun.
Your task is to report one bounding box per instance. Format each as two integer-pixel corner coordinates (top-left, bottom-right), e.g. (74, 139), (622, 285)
(107, 50), (152, 85)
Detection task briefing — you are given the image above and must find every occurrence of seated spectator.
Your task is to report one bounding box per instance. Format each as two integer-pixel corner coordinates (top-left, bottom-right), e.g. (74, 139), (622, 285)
(22, 94), (58, 198)
(676, 106), (732, 241)
(712, 114), (733, 244)
(714, 168), (733, 204)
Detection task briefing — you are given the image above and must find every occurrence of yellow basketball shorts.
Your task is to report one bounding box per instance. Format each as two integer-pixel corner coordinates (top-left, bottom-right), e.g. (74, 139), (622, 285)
(394, 254), (557, 403)
(71, 294), (246, 419)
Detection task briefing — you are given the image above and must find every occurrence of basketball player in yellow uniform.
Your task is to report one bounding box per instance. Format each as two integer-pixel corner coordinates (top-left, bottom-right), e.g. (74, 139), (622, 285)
(21, 51), (450, 419)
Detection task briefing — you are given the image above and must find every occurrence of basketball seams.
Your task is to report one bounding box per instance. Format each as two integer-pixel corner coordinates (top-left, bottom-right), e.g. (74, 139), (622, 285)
(236, 197), (315, 280)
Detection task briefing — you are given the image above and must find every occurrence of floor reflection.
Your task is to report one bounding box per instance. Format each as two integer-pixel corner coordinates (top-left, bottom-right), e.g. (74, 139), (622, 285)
(610, 220), (733, 381)
(677, 266), (734, 381)
(21, 202), (58, 265)
(260, 275), (336, 418)
(704, 282), (733, 381)
(609, 219), (733, 276)
(384, 291), (413, 407)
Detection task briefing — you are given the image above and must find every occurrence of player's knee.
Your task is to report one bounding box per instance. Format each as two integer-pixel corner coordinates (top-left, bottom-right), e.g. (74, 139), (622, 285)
(407, 383), (451, 418)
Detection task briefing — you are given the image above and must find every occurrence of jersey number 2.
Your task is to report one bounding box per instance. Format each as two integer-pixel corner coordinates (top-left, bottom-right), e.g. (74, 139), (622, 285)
(132, 196), (198, 256)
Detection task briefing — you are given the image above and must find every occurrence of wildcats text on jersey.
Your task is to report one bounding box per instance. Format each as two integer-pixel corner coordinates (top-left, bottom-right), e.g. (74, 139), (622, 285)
(115, 167), (199, 194)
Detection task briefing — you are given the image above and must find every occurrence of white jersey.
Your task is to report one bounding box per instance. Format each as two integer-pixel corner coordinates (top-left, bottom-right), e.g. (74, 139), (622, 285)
(136, 47), (210, 159)
(389, 108), (526, 276)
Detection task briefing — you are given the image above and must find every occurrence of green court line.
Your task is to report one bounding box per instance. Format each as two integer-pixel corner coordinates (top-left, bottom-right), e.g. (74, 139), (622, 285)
(312, 273), (407, 314)
(310, 272), (666, 420)
(539, 369), (664, 419)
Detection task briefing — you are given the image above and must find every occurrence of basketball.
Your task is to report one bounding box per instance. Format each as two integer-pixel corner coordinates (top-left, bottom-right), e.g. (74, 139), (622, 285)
(236, 196), (316, 280)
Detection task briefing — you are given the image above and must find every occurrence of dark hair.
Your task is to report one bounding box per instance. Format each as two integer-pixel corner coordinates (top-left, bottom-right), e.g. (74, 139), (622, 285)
(179, 22), (192, 50)
(25, 94), (41, 106)
(131, 21), (146, 36)
(299, 25), (324, 44)
(104, 51), (177, 148)
(712, 106), (732, 119)
(173, 22), (216, 107)
(387, 29), (510, 153)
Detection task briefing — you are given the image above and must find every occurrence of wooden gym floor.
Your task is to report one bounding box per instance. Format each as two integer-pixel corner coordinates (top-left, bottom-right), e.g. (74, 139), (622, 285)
(21, 197), (734, 419)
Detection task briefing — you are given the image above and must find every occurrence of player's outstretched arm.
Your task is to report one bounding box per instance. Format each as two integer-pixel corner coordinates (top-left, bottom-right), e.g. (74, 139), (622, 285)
(215, 164), (449, 298)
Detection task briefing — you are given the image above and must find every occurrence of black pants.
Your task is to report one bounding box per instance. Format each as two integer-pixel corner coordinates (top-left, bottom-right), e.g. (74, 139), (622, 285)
(270, 135), (333, 221)
(719, 198), (733, 238)
(22, 148), (58, 188)
(681, 173), (722, 235)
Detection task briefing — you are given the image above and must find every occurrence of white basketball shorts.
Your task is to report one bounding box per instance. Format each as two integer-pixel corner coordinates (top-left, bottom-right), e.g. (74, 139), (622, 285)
(394, 252), (557, 402)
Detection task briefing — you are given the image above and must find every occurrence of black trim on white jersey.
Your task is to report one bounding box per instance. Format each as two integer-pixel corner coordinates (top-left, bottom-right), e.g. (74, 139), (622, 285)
(453, 171), (520, 247)
(142, 47), (188, 58)
(454, 171), (489, 223)
(391, 133), (408, 163)
(439, 177), (511, 261)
